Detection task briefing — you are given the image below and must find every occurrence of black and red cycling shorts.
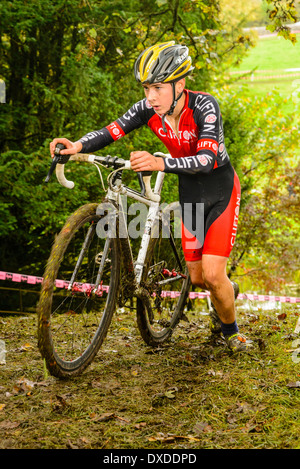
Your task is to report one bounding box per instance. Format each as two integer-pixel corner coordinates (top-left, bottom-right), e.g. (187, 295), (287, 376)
(179, 162), (241, 261)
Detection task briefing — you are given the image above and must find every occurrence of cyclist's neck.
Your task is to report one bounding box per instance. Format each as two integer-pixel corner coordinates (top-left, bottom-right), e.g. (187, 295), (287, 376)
(170, 89), (186, 120)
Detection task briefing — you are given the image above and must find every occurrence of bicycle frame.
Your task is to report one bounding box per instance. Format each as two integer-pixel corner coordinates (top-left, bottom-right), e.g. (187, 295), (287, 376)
(106, 170), (166, 287)
(38, 149), (192, 377)
(55, 152), (169, 296)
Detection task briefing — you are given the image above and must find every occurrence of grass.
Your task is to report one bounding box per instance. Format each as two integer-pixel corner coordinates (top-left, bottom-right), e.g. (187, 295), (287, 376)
(229, 34), (300, 115)
(233, 34), (300, 72)
(0, 301), (300, 450)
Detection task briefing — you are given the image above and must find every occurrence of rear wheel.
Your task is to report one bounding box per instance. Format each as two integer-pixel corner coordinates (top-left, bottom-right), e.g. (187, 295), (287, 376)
(37, 202), (120, 378)
(136, 202), (191, 346)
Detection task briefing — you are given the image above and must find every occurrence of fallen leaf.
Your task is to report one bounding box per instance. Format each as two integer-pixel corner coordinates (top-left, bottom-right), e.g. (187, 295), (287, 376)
(226, 414), (237, 424)
(20, 343), (34, 352)
(0, 421), (20, 430)
(36, 380), (52, 387)
(92, 412), (130, 424)
(148, 433), (201, 443)
(95, 412), (115, 422)
(247, 424), (263, 433)
(0, 404), (6, 411)
(193, 422), (212, 434)
(134, 422), (147, 429)
(55, 395), (70, 407)
(277, 313), (287, 321)
(151, 387), (178, 405)
(207, 369), (223, 377)
(164, 389), (176, 399)
(286, 381), (300, 388)
(12, 378), (35, 395)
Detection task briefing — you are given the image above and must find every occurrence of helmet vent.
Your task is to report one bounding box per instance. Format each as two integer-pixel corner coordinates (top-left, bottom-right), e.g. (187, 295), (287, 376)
(143, 50), (154, 74)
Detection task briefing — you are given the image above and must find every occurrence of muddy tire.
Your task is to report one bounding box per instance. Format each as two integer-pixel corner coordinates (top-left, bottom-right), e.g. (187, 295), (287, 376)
(37, 203), (120, 378)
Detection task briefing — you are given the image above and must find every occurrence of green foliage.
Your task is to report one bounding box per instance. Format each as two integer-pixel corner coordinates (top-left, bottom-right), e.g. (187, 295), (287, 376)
(265, 0), (298, 43)
(0, 0), (257, 153)
(217, 87), (299, 290)
(0, 145), (100, 275)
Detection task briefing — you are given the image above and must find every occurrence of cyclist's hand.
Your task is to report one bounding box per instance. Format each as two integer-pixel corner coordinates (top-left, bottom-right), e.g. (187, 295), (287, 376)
(50, 138), (82, 158)
(130, 151), (164, 172)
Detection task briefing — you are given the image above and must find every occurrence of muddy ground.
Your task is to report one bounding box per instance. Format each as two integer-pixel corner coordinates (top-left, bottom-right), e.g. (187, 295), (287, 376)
(0, 300), (299, 450)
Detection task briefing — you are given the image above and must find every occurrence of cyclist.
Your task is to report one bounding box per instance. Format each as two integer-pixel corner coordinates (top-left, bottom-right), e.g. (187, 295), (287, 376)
(50, 41), (252, 352)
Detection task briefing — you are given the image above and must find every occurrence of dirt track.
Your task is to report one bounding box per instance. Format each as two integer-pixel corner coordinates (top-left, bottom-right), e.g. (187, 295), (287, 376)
(0, 302), (300, 450)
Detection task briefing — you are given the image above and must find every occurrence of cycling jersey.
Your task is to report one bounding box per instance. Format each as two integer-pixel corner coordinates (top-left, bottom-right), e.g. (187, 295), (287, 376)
(79, 89), (240, 260)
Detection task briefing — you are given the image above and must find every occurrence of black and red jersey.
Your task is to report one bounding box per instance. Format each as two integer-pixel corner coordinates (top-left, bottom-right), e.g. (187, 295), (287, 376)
(79, 89), (229, 176)
(79, 89), (240, 261)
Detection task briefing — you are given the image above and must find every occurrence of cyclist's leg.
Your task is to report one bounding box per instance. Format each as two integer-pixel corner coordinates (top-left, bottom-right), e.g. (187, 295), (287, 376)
(198, 169), (239, 321)
(182, 181), (251, 350)
(185, 259), (205, 289)
(201, 254), (235, 324)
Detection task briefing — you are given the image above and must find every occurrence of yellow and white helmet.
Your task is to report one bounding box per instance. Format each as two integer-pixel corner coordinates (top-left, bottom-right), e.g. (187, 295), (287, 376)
(134, 41), (194, 84)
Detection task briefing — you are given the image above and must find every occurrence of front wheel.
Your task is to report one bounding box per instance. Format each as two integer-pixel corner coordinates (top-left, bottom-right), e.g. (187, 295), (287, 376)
(136, 202), (191, 346)
(37, 202), (120, 378)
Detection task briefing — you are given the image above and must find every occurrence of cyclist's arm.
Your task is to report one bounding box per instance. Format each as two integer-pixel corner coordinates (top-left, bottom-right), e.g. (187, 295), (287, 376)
(78, 100), (147, 153)
(50, 100), (149, 156)
(163, 94), (221, 175)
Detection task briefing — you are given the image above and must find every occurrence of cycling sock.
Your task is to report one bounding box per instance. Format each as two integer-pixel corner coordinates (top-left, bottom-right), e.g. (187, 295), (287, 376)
(220, 320), (239, 337)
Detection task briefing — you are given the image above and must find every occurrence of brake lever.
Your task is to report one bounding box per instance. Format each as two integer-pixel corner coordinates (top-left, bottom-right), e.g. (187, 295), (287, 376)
(44, 143), (70, 183)
(137, 171), (152, 196)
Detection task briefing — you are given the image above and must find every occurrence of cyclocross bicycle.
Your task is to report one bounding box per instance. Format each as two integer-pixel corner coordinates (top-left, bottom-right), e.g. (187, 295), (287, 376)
(37, 145), (191, 378)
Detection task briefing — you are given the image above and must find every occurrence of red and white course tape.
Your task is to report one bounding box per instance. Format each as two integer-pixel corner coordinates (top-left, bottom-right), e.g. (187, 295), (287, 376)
(0, 271), (299, 303)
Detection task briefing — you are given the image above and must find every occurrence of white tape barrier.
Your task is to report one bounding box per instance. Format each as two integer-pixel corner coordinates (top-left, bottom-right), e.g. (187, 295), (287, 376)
(0, 271), (299, 303)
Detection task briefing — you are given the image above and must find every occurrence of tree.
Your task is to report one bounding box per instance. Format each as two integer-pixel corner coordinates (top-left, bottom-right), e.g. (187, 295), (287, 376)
(265, 0), (299, 43)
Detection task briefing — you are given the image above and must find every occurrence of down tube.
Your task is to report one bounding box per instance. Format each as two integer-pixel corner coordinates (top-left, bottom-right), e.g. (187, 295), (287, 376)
(134, 201), (161, 285)
(118, 195), (136, 281)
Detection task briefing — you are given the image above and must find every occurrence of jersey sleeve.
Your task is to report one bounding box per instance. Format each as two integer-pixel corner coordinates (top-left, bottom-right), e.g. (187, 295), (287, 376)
(79, 99), (149, 153)
(163, 94), (222, 175)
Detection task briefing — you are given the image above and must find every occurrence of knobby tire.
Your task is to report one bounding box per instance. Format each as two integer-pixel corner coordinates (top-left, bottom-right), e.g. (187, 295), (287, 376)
(37, 203), (120, 378)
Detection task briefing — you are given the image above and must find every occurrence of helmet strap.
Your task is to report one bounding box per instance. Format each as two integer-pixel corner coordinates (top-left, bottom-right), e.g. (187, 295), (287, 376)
(161, 82), (183, 133)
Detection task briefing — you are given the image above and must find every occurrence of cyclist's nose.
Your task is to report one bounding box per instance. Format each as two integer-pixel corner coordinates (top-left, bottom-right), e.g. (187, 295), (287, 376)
(147, 87), (157, 103)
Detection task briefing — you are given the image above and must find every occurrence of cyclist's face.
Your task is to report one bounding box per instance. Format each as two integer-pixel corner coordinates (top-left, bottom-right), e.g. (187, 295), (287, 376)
(142, 83), (173, 115)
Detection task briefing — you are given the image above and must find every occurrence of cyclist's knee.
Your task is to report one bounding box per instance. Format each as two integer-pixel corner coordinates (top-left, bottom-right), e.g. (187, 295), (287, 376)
(201, 265), (226, 292)
(201, 255), (228, 290)
(202, 272), (221, 292)
(186, 260), (206, 288)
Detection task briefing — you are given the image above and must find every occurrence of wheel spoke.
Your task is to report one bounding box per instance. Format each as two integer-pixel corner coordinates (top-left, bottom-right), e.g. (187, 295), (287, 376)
(136, 202), (191, 345)
(37, 204), (120, 378)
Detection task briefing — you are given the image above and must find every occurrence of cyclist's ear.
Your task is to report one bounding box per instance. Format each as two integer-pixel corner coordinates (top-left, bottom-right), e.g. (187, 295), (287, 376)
(176, 78), (185, 93)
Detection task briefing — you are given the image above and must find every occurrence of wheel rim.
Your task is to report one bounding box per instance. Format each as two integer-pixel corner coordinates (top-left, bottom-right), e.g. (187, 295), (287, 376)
(45, 218), (116, 367)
